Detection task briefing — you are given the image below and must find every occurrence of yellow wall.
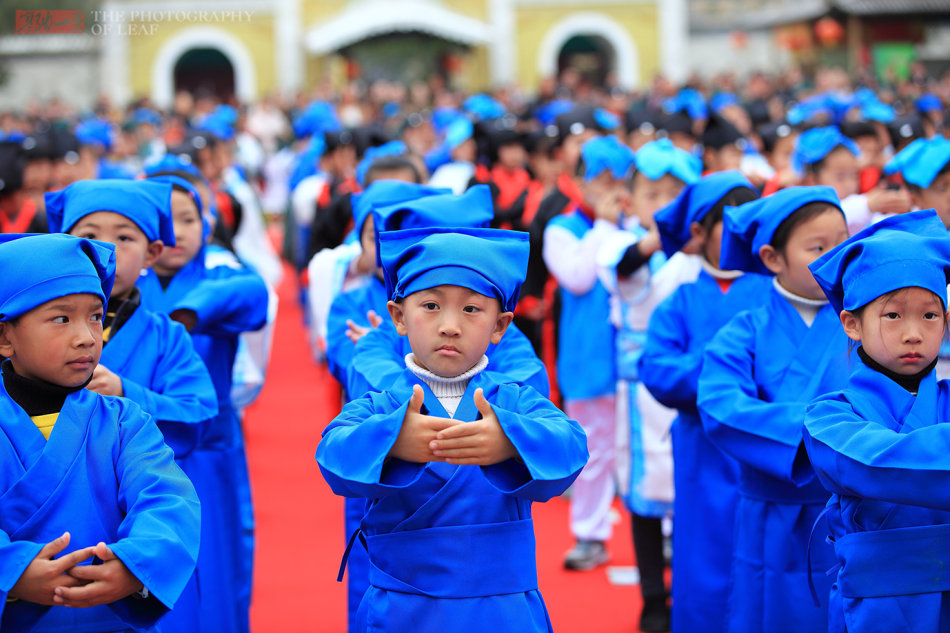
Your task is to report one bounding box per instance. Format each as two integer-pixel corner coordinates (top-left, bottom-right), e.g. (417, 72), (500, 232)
(514, 3), (659, 92)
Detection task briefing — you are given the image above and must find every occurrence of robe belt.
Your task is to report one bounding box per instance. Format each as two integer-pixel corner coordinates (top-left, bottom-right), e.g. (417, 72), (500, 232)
(366, 519), (539, 598)
(740, 469), (830, 504)
(834, 523), (950, 599)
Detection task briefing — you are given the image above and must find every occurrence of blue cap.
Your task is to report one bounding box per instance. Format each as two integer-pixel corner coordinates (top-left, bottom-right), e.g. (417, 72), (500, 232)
(534, 99), (574, 127)
(792, 126), (860, 174)
(884, 136), (950, 189)
(46, 179), (175, 246)
(810, 209), (950, 314)
(710, 93), (740, 113)
(720, 186), (843, 274)
(75, 118), (113, 151)
(917, 93), (943, 114)
(143, 153), (204, 180)
(443, 118), (474, 152)
(351, 180), (449, 234)
(581, 135), (635, 182)
(663, 88), (708, 121)
(355, 140), (407, 187)
(655, 170), (755, 257)
(131, 108), (162, 128)
(633, 138), (702, 184)
(463, 94), (506, 121)
(431, 107), (463, 134)
(379, 227), (529, 313)
(147, 174), (209, 243)
(292, 101), (341, 139)
(0, 233), (115, 320)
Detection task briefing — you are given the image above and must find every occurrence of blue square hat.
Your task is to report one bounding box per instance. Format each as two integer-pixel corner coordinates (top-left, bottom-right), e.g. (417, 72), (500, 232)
(45, 179), (176, 246)
(378, 227), (529, 313)
(632, 138), (702, 185)
(720, 185), (843, 274)
(654, 170), (755, 257)
(792, 126), (860, 174)
(809, 209), (950, 315)
(580, 135), (635, 182)
(0, 233), (115, 321)
(350, 180), (450, 236)
(884, 136), (950, 189)
(373, 183), (494, 235)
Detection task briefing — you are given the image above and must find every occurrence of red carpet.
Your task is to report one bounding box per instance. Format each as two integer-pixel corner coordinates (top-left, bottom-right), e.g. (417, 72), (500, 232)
(245, 266), (648, 632)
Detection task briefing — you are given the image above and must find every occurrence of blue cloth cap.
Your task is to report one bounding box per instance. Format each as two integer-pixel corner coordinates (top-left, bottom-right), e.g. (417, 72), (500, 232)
(884, 136), (950, 189)
(655, 170), (755, 257)
(721, 185), (843, 274)
(0, 233), (115, 320)
(443, 118), (474, 152)
(633, 138), (702, 185)
(917, 93), (943, 114)
(810, 209), (950, 315)
(46, 179), (175, 246)
(75, 118), (114, 151)
(148, 174), (210, 243)
(581, 135), (635, 182)
(355, 140), (407, 187)
(379, 227), (529, 313)
(463, 95), (506, 121)
(792, 126), (860, 174)
(292, 101), (341, 139)
(143, 153), (204, 180)
(351, 180), (450, 235)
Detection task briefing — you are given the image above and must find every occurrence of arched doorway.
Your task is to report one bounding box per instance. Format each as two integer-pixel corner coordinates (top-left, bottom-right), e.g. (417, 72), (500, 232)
(557, 35), (615, 87)
(174, 48), (235, 101)
(537, 12), (640, 90)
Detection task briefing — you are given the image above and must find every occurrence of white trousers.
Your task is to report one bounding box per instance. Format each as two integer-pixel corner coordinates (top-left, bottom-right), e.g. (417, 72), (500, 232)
(565, 394), (617, 542)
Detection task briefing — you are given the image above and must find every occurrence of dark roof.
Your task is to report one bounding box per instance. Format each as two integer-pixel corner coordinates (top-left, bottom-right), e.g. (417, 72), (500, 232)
(834, 0), (950, 13)
(689, 0), (948, 31)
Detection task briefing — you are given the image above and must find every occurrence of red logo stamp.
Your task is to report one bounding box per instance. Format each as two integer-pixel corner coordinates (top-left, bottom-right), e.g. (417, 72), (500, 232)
(15, 10), (85, 34)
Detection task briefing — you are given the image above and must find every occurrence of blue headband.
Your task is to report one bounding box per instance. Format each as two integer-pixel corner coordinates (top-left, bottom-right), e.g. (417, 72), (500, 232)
(379, 227), (529, 313)
(655, 170), (755, 257)
(45, 179), (175, 246)
(581, 135), (635, 182)
(0, 233), (115, 320)
(884, 136), (950, 189)
(720, 185), (843, 274)
(810, 209), (950, 314)
(633, 138), (702, 184)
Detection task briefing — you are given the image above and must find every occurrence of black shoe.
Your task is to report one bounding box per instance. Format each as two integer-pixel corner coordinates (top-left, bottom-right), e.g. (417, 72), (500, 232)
(563, 540), (609, 571)
(639, 596), (671, 632)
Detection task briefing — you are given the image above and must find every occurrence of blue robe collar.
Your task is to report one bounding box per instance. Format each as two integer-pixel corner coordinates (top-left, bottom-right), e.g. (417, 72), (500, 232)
(848, 359), (938, 433)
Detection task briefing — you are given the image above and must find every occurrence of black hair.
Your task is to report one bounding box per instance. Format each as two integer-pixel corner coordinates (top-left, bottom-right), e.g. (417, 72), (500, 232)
(700, 186), (758, 232)
(364, 155), (422, 185)
(770, 201), (842, 255)
(757, 122), (796, 155)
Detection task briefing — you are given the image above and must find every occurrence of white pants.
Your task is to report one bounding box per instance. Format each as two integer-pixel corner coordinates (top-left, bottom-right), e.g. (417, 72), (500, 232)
(565, 394), (617, 542)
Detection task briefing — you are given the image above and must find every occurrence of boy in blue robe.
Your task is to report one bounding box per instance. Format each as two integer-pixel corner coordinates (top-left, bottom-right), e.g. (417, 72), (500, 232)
(697, 186), (852, 633)
(138, 174), (269, 633)
(317, 226), (588, 633)
(44, 178), (219, 630)
(884, 135), (950, 227)
(0, 233), (199, 632)
(638, 171), (768, 633)
(806, 210), (950, 632)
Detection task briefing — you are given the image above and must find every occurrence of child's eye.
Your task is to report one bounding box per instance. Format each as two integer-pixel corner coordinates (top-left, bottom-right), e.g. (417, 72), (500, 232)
(885, 312), (900, 319)
(925, 312), (940, 320)
(52, 316), (68, 324)
(422, 302), (438, 310)
(91, 313), (103, 323)
(463, 305), (480, 313)
(118, 234), (134, 242)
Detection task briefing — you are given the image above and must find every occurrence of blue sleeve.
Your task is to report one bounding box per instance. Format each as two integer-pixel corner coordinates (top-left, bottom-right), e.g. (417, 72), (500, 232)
(804, 395), (950, 510)
(481, 384), (588, 501)
(174, 266), (268, 338)
(487, 324), (550, 397)
(638, 291), (699, 412)
(698, 313), (813, 484)
(107, 399), (200, 619)
(347, 322), (406, 399)
(316, 392), (427, 498)
(326, 292), (363, 388)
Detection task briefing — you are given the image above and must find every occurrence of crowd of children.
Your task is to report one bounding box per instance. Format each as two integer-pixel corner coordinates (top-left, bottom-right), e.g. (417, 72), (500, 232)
(3, 63), (950, 633)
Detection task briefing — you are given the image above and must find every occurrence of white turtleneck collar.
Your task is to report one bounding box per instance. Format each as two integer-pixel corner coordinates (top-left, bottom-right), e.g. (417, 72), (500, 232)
(405, 354), (489, 418)
(772, 278), (828, 326)
(700, 257), (743, 281)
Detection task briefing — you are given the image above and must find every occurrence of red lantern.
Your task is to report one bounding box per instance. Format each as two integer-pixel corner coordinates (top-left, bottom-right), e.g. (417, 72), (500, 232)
(814, 17), (844, 48)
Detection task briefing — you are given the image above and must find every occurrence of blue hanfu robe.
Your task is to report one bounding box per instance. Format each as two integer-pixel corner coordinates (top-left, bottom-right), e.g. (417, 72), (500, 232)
(100, 303), (218, 630)
(638, 269), (771, 633)
(0, 386), (199, 633)
(697, 285), (852, 633)
(805, 362), (950, 633)
(137, 254), (268, 633)
(317, 370), (589, 633)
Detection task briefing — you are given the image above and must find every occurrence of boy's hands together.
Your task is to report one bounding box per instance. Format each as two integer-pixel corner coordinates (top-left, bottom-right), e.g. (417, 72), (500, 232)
(9, 533), (95, 605)
(430, 388), (518, 466)
(55, 542), (143, 608)
(390, 385), (462, 463)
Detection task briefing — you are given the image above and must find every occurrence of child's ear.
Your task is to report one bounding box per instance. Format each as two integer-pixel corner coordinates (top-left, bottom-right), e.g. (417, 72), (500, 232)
(144, 240), (164, 269)
(758, 244), (784, 275)
(490, 311), (514, 345)
(0, 322), (15, 359)
(688, 221), (706, 241)
(839, 310), (862, 342)
(387, 300), (408, 336)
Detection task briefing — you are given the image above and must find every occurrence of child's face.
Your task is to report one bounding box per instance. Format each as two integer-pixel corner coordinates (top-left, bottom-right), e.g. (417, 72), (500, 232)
(767, 134), (798, 173)
(685, 220), (725, 269)
(841, 287), (947, 375)
(705, 145), (744, 173)
(497, 143), (526, 171)
(630, 173), (686, 228)
(154, 191), (204, 275)
(355, 215), (381, 278)
(911, 171), (950, 228)
(0, 293), (103, 387)
(69, 211), (163, 300)
(761, 208), (849, 300)
(387, 284), (513, 378)
(579, 170), (628, 215)
(814, 147), (859, 201)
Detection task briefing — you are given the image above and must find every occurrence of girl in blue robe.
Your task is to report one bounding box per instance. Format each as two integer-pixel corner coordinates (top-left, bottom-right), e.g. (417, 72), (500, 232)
(45, 179), (219, 630)
(0, 233), (199, 633)
(137, 175), (268, 633)
(637, 171), (769, 633)
(697, 186), (852, 633)
(806, 210), (950, 632)
(318, 227), (588, 633)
